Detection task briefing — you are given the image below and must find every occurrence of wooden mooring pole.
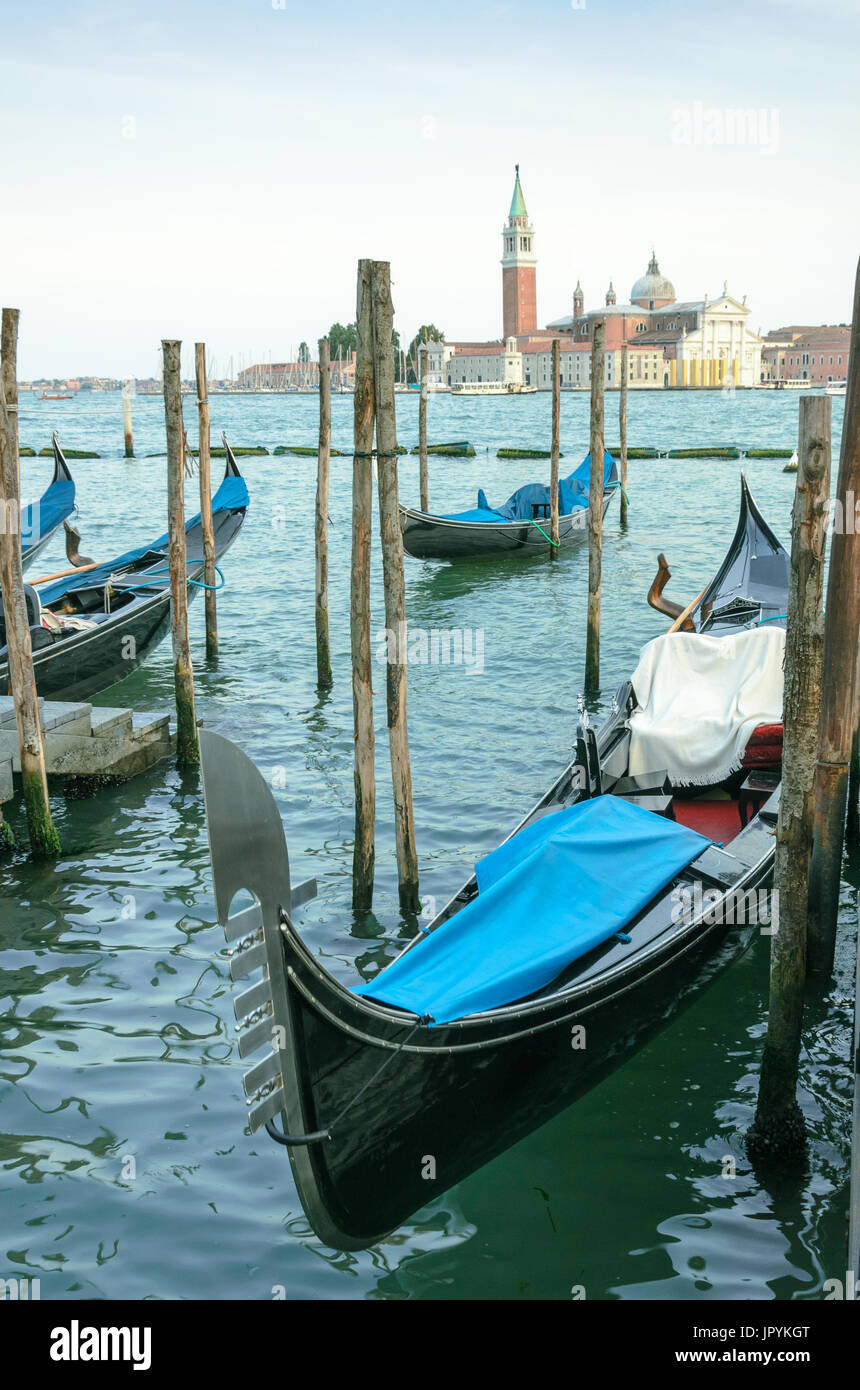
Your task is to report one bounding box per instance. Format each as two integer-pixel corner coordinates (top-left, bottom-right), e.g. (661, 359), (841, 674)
(351, 262), (376, 909)
(122, 382), (134, 458)
(846, 657), (860, 844)
(550, 338), (560, 550)
(371, 261), (419, 913)
(315, 337), (333, 688)
(584, 320), (605, 692)
(619, 343), (629, 527)
(747, 395), (830, 1162)
(162, 339), (198, 768)
(0, 307), (60, 857)
(419, 334), (429, 513)
(195, 343), (218, 660)
(808, 259), (860, 977)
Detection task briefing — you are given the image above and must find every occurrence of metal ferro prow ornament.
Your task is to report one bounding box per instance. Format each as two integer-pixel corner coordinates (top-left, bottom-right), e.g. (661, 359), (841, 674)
(199, 729), (317, 1134)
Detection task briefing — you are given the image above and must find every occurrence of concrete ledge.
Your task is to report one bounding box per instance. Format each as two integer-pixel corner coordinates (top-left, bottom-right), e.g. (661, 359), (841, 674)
(0, 699), (174, 783)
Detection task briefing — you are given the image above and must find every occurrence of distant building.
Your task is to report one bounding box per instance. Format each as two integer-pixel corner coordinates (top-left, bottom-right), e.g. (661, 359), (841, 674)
(548, 258), (762, 388)
(501, 166), (537, 339)
(237, 352), (356, 391)
(761, 326), (851, 384)
(441, 170), (762, 389)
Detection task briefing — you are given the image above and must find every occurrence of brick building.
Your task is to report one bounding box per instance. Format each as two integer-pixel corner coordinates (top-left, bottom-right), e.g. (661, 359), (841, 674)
(761, 326), (850, 385)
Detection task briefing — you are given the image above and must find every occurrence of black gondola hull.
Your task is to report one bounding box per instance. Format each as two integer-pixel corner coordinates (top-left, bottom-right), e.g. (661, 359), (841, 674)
(401, 489), (615, 561)
(278, 872), (768, 1248)
(1, 490), (246, 702)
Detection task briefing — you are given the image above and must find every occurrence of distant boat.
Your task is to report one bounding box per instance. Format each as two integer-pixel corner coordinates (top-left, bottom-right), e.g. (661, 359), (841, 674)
(38, 393), (74, 401)
(825, 380), (847, 396)
(449, 381), (537, 396)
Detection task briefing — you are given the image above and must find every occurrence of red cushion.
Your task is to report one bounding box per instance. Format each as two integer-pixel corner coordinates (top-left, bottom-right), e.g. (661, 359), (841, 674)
(741, 723), (783, 767)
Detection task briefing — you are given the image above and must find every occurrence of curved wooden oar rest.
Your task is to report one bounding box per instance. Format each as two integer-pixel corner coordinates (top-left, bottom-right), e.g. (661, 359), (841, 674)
(64, 520), (95, 569)
(647, 553), (697, 632)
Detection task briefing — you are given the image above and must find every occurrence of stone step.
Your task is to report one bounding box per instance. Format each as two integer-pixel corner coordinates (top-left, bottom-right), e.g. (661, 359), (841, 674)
(131, 711), (170, 738)
(89, 707), (134, 739)
(0, 696), (93, 736)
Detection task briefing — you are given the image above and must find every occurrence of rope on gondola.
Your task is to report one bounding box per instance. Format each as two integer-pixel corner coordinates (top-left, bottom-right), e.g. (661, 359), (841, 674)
(264, 1012), (434, 1147)
(529, 519), (559, 546)
(188, 566), (225, 591)
(117, 563), (226, 593)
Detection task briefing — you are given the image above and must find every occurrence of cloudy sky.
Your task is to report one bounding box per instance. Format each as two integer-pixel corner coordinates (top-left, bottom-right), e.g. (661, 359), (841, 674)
(2, 0), (857, 377)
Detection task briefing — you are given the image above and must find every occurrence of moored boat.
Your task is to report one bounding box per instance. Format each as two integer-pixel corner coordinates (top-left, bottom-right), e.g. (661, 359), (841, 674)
(0, 438), (248, 702)
(200, 473), (789, 1250)
(449, 382), (537, 396)
(400, 449), (619, 560)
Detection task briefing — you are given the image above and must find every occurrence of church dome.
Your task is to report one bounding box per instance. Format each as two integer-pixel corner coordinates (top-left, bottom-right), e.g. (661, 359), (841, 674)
(631, 252), (675, 308)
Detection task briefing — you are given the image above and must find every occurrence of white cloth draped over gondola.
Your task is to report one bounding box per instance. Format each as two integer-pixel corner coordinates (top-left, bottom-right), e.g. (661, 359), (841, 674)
(627, 626), (786, 786)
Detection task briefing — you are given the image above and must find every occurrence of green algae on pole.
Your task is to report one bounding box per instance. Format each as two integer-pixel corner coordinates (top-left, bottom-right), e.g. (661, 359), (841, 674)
(315, 337), (333, 689)
(747, 394), (830, 1162)
(0, 307), (60, 858)
(162, 339), (198, 768)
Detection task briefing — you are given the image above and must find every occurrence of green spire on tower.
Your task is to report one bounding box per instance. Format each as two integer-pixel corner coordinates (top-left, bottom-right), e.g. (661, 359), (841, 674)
(509, 164), (527, 219)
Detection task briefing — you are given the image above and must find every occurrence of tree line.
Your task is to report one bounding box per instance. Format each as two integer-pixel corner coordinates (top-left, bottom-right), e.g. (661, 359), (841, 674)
(324, 323), (445, 384)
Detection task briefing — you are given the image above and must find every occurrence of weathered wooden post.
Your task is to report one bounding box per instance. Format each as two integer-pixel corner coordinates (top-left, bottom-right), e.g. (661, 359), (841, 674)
(162, 339), (198, 768)
(194, 343), (217, 660)
(0, 308), (60, 857)
(808, 260), (860, 976)
(122, 382), (134, 458)
(747, 395), (830, 1162)
(351, 263), (376, 909)
(549, 338), (560, 550)
(419, 334), (429, 514)
(315, 337), (333, 688)
(584, 321), (605, 692)
(371, 261), (420, 913)
(846, 661), (860, 844)
(619, 343), (629, 526)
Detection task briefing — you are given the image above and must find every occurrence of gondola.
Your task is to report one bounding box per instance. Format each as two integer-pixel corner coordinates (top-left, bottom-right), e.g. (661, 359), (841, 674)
(200, 473), (788, 1250)
(400, 449), (619, 560)
(0, 438), (248, 702)
(21, 434), (76, 570)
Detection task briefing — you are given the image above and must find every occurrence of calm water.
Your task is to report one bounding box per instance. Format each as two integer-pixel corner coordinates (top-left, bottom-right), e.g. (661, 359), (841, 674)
(1, 387), (854, 1301)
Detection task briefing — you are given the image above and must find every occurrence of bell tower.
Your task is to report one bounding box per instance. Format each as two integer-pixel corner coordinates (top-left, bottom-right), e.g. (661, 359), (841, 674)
(501, 165), (537, 339)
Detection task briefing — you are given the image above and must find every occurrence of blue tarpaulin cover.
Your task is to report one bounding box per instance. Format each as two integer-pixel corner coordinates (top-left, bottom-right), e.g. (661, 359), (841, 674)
(440, 450), (617, 524)
(21, 474), (76, 561)
(354, 795), (710, 1025)
(38, 469), (248, 605)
